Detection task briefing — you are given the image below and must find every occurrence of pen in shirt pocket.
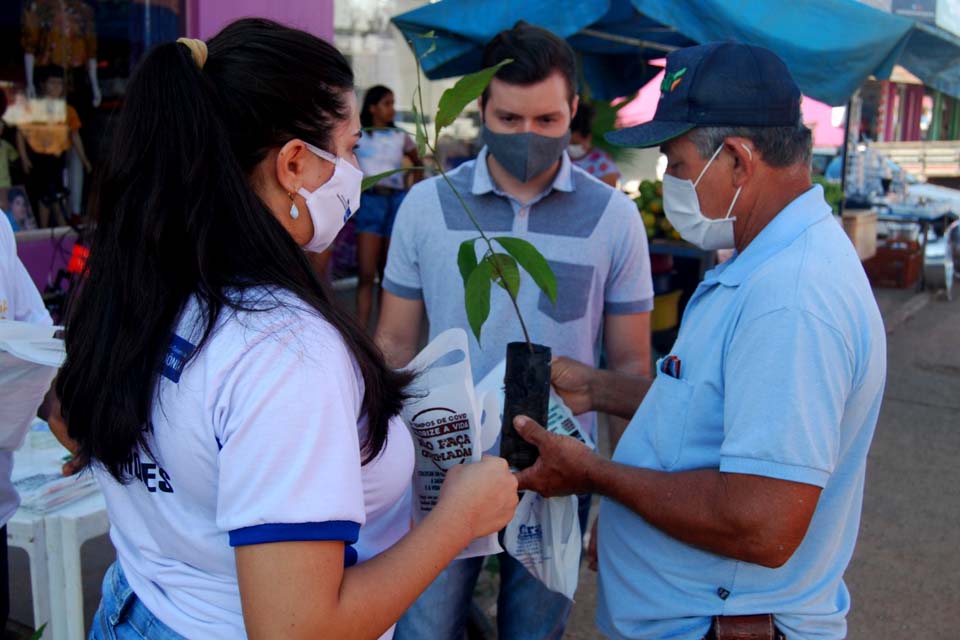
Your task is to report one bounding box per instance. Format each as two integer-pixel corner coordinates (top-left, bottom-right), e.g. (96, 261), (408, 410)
(660, 355), (682, 379)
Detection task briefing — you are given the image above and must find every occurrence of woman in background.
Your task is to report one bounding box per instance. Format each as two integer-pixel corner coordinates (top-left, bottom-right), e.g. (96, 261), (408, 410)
(354, 85), (421, 329)
(568, 100), (620, 187)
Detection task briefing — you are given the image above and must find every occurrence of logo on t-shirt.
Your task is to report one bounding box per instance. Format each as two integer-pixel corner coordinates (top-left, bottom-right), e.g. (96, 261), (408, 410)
(121, 450), (174, 494)
(162, 334), (196, 383)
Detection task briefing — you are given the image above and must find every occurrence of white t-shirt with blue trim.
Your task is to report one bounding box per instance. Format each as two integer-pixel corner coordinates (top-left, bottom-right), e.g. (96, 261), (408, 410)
(96, 290), (413, 639)
(0, 215), (52, 527)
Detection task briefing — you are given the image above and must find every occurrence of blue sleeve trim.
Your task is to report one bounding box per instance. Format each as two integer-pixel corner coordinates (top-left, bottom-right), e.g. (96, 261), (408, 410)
(382, 278), (423, 300)
(605, 298), (654, 314)
(719, 456), (830, 488)
(229, 520), (361, 547)
(344, 546), (359, 567)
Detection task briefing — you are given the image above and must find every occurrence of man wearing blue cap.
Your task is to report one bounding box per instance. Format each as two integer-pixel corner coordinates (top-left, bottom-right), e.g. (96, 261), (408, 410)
(511, 42), (886, 640)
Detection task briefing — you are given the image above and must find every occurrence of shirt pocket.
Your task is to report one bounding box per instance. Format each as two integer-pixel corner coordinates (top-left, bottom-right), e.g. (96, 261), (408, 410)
(648, 370), (694, 469)
(538, 261), (594, 324)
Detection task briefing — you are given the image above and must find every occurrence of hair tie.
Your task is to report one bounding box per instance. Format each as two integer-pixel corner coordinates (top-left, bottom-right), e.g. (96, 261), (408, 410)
(177, 38), (208, 69)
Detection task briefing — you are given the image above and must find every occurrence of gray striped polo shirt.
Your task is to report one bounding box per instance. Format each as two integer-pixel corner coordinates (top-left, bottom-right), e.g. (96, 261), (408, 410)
(383, 147), (654, 442)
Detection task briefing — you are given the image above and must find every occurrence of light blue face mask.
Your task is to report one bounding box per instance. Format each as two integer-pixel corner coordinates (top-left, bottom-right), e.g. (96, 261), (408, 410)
(481, 126), (571, 183)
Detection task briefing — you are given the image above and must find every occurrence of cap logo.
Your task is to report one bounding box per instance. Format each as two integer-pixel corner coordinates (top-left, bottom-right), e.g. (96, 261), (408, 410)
(661, 67), (687, 93)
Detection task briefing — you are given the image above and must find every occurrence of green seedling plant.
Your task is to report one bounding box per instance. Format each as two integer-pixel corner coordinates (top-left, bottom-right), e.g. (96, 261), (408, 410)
(361, 33), (557, 351)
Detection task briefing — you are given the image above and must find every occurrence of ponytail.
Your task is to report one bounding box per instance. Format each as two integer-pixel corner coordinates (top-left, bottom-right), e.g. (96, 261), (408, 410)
(58, 20), (411, 481)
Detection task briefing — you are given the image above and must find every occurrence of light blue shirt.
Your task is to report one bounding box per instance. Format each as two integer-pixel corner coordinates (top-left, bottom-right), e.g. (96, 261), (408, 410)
(384, 148), (654, 443)
(598, 185), (886, 640)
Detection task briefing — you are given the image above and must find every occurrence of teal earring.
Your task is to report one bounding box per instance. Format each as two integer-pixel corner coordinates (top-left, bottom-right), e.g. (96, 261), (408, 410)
(288, 192), (300, 220)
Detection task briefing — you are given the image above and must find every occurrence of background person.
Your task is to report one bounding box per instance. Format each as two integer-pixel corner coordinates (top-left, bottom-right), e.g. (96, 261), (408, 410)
(354, 85), (422, 329)
(0, 213), (53, 632)
(568, 100), (620, 187)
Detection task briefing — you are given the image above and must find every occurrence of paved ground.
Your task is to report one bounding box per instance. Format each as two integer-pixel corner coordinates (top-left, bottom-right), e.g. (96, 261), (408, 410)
(7, 285), (958, 638)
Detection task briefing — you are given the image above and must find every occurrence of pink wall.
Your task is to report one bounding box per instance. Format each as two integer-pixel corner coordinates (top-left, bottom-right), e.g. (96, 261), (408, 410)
(616, 69), (845, 148)
(190, 0), (334, 42)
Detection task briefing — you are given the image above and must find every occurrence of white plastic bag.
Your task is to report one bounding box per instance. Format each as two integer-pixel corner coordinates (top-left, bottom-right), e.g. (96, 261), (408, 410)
(477, 359), (592, 599)
(400, 328), (502, 559)
(0, 320), (62, 451)
(504, 490), (581, 601)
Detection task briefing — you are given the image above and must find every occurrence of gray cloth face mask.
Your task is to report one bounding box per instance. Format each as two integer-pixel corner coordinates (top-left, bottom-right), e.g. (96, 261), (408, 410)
(481, 126), (571, 183)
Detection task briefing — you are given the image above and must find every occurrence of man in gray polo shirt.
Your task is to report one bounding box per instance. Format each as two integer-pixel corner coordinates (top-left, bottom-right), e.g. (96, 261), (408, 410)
(376, 22), (654, 640)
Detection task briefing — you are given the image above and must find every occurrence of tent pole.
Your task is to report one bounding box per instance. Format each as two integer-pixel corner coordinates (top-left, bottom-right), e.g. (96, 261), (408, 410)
(840, 98), (852, 217)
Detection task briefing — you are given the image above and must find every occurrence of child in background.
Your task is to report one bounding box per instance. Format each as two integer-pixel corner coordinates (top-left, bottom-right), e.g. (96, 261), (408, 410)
(4, 188), (37, 232)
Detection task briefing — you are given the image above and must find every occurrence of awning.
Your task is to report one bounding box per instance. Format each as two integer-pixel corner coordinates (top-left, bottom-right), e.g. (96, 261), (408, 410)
(392, 0), (960, 105)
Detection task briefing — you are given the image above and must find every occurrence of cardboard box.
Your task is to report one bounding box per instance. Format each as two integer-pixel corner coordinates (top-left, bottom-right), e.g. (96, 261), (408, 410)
(841, 208), (877, 261)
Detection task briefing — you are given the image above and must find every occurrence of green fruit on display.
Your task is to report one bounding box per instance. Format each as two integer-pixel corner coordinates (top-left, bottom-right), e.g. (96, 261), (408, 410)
(639, 181), (656, 203)
(633, 180), (678, 240)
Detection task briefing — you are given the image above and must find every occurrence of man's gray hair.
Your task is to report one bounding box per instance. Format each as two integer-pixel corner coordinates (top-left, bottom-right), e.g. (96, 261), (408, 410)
(688, 118), (813, 168)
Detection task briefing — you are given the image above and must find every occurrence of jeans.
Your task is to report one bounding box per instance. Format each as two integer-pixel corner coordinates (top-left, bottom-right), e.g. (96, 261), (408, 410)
(89, 563), (185, 640)
(355, 191), (406, 237)
(395, 494), (592, 640)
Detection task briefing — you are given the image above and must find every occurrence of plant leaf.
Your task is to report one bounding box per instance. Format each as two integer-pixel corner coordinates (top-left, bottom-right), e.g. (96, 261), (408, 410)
(435, 59), (512, 137)
(493, 237), (557, 304)
(29, 623), (47, 640)
(488, 253), (520, 298)
(412, 95), (427, 158)
(422, 30), (437, 58)
(464, 259), (492, 344)
(457, 239), (478, 285)
(361, 168), (407, 191)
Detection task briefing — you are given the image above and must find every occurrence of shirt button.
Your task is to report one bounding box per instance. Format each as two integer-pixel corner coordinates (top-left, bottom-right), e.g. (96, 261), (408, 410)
(519, 207), (528, 217)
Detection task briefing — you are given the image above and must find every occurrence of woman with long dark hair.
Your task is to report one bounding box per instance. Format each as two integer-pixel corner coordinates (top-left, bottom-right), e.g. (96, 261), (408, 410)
(353, 85), (421, 329)
(53, 19), (516, 640)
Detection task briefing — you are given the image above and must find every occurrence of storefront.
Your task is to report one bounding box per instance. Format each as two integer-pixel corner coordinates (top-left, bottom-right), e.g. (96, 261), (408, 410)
(0, 0), (333, 230)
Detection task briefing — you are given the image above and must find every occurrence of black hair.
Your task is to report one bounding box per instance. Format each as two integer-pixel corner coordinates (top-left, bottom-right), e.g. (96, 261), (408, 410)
(35, 65), (65, 85)
(360, 85), (394, 129)
(480, 21), (577, 108)
(8, 187), (27, 204)
(570, 99), (595, 137)
(56, 18), (412, 482)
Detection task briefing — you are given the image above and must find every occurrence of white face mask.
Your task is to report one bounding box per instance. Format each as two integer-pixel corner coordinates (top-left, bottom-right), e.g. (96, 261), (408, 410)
(292, 142), (363, 253)
(662, 143), (751, 251)
(568, 143), (587, 159)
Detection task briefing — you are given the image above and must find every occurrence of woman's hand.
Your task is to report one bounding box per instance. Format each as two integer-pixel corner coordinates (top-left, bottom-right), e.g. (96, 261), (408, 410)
(38, 385), (85, 475)
(435, 455), (518, 540)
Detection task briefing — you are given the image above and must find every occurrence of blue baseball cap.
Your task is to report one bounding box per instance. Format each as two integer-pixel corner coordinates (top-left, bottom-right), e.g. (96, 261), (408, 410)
(607, 42), (802, 148)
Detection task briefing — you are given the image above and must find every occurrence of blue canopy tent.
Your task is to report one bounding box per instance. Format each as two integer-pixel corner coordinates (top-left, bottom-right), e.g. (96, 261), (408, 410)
(392, 0), (960, 105)
(391, 0), (694, 101)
